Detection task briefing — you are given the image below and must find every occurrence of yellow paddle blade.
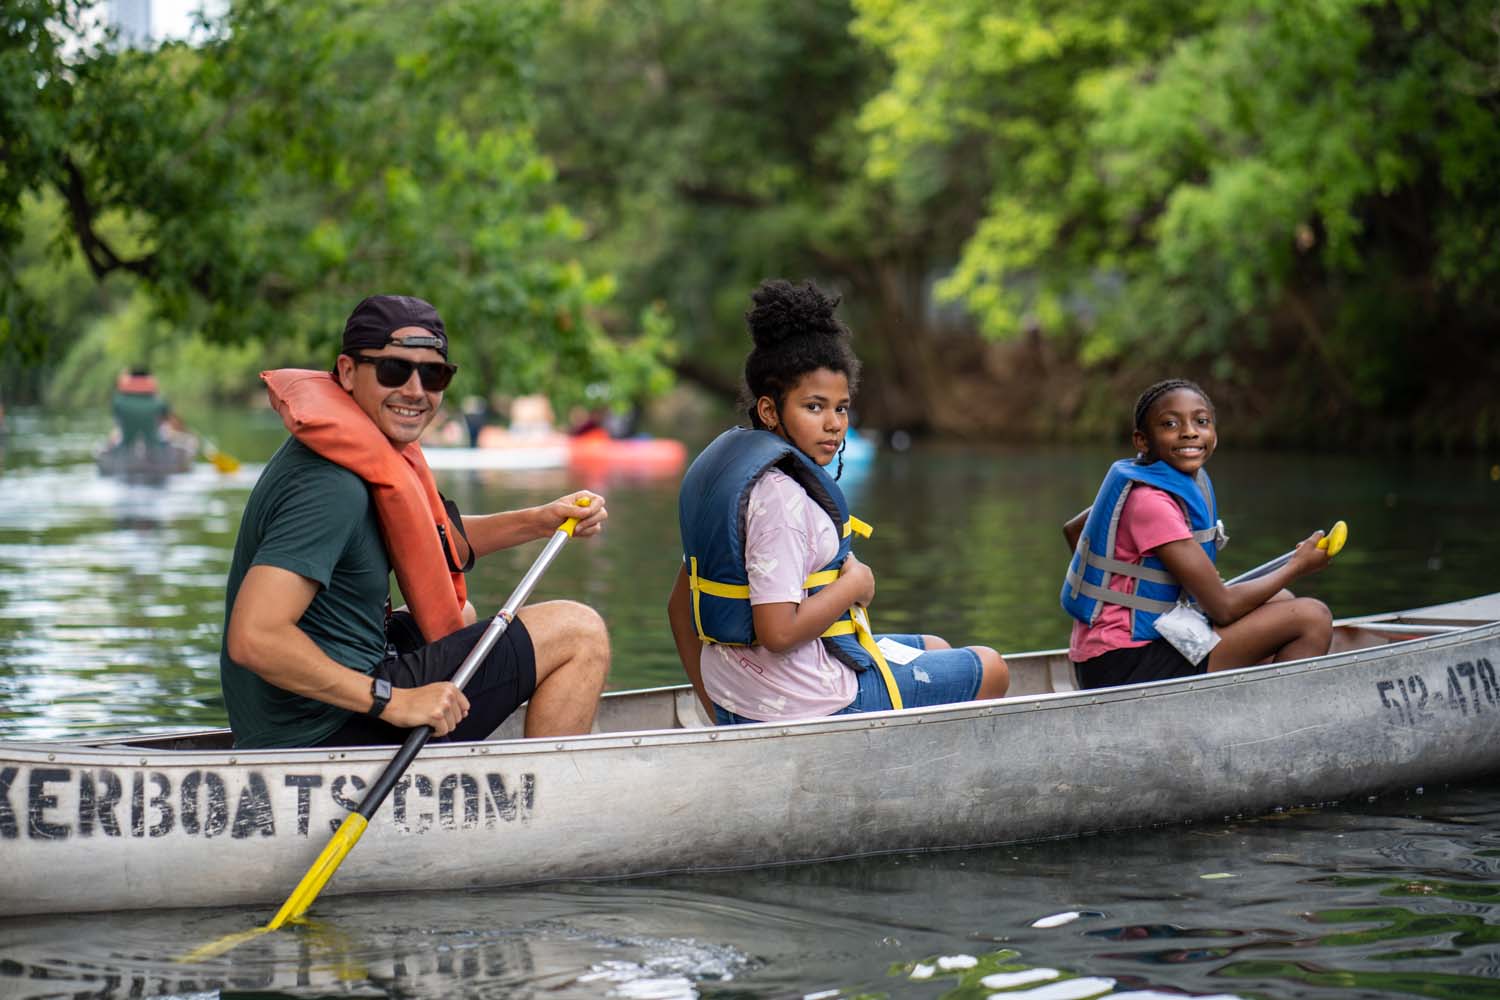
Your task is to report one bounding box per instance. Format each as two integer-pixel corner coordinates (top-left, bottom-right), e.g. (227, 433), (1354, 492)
(1316, 519), (1348, 557)
(177, 924), (276, 963)
(267, 812), (369, 930)
(176, 812), (367, 962)
(207, 449), (240, 473)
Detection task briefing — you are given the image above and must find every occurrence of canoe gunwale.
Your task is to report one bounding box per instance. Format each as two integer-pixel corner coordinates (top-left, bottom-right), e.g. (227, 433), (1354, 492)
(5, 610), (1497, 768)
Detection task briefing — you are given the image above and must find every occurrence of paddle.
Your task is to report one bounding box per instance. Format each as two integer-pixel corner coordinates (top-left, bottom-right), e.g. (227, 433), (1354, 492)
(198, 435), (241, 473)
(182, 500), (590, 961)
(1224, 520), (1348, 587)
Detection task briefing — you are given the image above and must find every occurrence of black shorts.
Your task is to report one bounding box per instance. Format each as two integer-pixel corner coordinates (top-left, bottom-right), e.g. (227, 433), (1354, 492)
(318, 614), (537, 746)
(1075, 638), (1207, 691)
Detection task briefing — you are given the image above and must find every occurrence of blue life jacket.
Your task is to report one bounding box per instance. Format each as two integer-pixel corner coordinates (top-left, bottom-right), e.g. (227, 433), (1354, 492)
(678, 427), (903, 708)
(1061, 458), (1227, 640)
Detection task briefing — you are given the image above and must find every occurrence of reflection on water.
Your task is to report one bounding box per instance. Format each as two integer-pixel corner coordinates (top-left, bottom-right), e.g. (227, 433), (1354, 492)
(1, 409), (1499, 998)
(1, 785), (1497, 998)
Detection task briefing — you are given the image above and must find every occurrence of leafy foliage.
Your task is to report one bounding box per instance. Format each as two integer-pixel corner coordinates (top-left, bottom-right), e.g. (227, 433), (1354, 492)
(1, 0), (668, 408)
(532, 0), (998, 429)
(853, 0), (1500, 441)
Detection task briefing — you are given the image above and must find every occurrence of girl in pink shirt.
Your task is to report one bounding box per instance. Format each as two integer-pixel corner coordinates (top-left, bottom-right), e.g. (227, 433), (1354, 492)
(667, 280), (1010, 724)
(1062, 379), (1335, 688)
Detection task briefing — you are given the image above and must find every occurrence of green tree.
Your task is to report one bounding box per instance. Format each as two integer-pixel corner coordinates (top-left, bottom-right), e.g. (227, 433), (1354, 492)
(533, 0), (995, 431)
(2, 0), (668, 408)
(853, 0), (1500, 446)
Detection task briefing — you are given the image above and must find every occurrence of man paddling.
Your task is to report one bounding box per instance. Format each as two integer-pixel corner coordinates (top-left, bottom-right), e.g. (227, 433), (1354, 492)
(220, 294), (610, 749)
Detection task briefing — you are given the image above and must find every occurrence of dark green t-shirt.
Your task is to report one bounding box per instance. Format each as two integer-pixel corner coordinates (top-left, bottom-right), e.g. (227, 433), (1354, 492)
(220, 438), (391, 748)
(112, 391), (168, 448)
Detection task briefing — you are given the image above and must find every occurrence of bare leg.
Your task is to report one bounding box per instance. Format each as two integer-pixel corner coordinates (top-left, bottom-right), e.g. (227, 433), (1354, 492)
(515, 600), (610, 737)
(972, 647), (1010, 699)
(1206, 597), (1332, 672)
(922, 635), (1008, 699)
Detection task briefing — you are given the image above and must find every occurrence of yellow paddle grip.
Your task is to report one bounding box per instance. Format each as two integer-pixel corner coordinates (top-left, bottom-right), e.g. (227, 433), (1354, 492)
(1316, 519), (1348, 558)
(560, 496), (592, 537)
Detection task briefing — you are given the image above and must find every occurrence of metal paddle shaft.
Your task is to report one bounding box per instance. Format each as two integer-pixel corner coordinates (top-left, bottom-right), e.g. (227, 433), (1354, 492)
(262, 504), (588, 931)
(1224, 520), (1348, 587)
(347, 522), (575, 820)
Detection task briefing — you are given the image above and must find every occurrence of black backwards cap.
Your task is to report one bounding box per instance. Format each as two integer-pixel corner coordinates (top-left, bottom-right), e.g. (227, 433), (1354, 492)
(341, 295), (448, 358)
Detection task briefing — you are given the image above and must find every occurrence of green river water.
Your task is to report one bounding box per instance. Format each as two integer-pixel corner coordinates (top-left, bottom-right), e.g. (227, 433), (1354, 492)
(0, 408), (1497, 1000)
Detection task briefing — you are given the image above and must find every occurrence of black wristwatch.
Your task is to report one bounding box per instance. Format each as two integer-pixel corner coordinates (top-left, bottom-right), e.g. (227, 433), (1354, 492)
(368, 677), (392, 719)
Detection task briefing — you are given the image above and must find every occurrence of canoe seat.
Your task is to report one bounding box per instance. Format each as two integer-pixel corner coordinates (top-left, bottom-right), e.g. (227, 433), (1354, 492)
(674, 689), (716, 729)
(1048, 658), (1080, 693)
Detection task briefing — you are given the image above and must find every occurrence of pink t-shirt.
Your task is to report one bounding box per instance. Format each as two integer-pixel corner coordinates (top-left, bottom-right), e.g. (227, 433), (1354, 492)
(1069, 485), (1193, 663)
(699, 469), (859, 721)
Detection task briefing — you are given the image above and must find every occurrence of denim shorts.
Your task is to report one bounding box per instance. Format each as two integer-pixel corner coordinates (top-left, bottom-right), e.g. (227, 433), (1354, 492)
(713, 633), (983, 725)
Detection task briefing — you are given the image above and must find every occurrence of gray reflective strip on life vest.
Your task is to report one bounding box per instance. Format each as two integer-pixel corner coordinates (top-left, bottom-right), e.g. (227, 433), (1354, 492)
(1068, 535), (1091, 599)
(1188, 518), (1228, 547)
(1069, 577), (1178, 614)
(1082, 552), (1176, 584)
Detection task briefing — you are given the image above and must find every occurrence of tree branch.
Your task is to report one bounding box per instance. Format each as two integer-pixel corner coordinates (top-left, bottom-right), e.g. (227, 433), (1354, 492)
(670, 356), (739, 403)
(59, 155), (156, 281)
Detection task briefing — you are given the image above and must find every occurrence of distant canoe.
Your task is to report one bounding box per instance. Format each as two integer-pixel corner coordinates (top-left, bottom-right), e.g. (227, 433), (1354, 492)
(94, 440), (196, 479)
(421, 441), (570, 472)
(421, 432), (687, 477)
(568, 430), (687, 479)
(2, 593), (1496, 916)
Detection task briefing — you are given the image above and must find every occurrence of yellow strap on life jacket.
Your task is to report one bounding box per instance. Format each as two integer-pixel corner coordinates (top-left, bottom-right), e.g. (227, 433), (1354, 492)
(688, 512), (885, 666)
(843, 606), (904, 710)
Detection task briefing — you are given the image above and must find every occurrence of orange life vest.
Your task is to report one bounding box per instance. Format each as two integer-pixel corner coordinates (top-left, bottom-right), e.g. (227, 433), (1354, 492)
(116, 372), (160, 395)
(261, 369), (469, 642)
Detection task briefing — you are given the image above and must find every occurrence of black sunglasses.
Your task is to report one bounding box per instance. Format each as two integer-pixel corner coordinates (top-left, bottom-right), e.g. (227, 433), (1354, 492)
(349, 353), (457, 391)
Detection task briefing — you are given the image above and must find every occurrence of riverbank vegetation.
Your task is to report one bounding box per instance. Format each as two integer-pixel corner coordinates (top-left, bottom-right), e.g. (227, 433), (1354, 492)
(3, 0), (1496, 451)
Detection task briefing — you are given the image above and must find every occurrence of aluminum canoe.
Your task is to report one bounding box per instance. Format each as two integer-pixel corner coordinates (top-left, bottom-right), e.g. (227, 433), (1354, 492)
(2, 593), (1496, 916)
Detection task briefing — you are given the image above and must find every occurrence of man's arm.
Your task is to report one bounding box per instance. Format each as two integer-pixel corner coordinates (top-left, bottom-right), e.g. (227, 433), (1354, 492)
(227, 564), (469, 735)
(458, 490), (607, 558)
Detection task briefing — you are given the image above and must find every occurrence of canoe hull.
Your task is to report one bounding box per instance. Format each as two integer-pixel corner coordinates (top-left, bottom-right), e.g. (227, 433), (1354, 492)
(2, 598), (1497, 916)
(94, 441), (196, 478)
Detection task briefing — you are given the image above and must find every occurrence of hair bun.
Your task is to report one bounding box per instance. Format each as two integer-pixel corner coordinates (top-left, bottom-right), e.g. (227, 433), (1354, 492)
(746, 279), (845, 350)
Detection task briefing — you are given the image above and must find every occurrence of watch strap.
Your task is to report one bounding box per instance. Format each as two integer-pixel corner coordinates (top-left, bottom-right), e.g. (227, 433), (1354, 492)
(368, 676), (392, 718)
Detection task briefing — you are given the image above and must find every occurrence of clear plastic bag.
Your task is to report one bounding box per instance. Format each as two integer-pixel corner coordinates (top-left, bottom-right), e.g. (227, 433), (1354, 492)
(1154, 601), (1220, 665)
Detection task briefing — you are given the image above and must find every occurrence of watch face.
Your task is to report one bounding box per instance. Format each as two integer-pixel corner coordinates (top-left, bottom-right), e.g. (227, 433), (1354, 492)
(370, 677), (392, 716)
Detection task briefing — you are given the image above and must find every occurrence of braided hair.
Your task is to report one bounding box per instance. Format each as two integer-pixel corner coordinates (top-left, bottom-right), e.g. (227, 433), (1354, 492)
(741, 279), (861, 477)
(1133, 378), (1213, 434)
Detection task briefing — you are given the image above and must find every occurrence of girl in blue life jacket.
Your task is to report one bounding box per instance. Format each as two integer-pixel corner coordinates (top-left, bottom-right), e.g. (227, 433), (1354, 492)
(1060, 379), (1334, 689)
(667, 279), (1010, 726)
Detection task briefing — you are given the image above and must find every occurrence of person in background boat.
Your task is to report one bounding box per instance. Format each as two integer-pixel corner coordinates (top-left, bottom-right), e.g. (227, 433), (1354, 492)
(110, 368), (185, 450)
(460, 394), (490, 446)
(1060, 378), (1333, 689)
(221, 294), (611, 750)
(667, 279), (1009, 725)
(569, 403), (642, 439)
